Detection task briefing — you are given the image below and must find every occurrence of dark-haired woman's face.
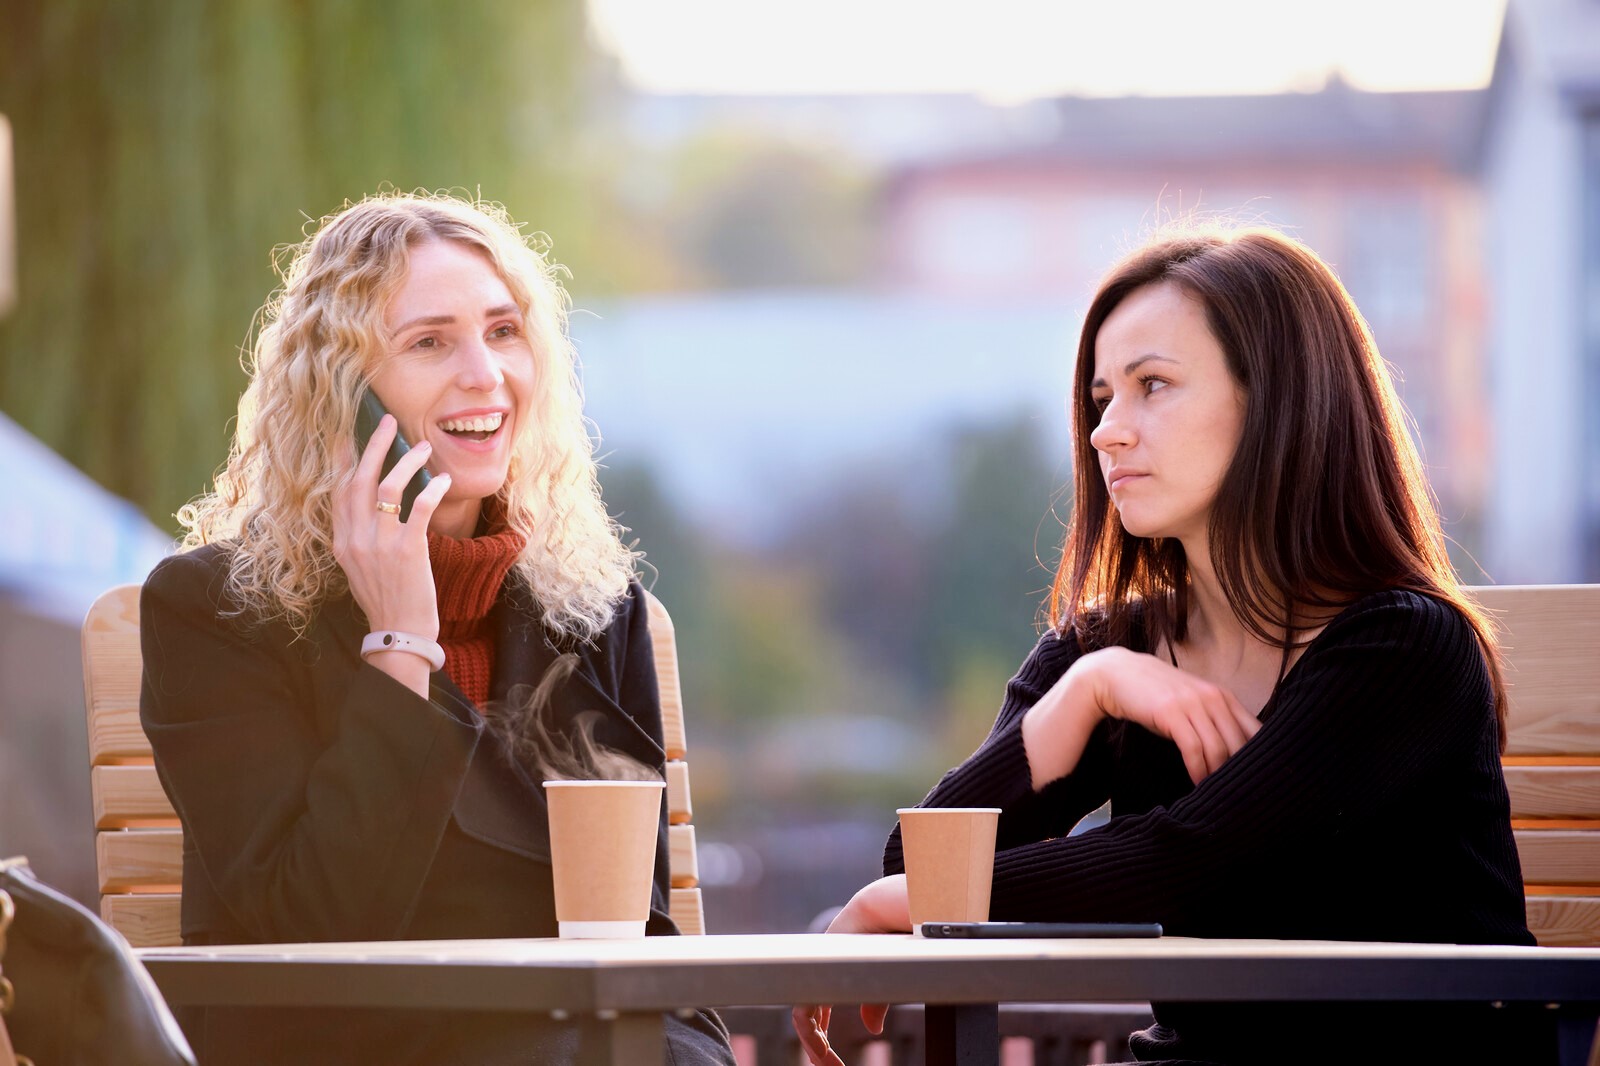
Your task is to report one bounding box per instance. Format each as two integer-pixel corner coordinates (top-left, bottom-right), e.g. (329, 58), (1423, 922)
(1088, 281), (1245, 552)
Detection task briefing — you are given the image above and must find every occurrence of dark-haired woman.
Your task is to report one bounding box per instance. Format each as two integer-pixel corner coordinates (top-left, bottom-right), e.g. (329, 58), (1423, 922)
(794, 225), (1546, 1065)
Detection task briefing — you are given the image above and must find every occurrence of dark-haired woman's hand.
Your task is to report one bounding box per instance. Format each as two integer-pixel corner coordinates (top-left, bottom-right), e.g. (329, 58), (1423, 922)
(331, 413), (453, 697)
(791, 875), (907, 1065)
(1023, 648), (1260, 788)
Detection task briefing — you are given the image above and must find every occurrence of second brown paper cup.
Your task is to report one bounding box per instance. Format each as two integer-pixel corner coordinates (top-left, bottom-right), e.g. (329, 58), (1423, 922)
(897, 807), (1001, 935)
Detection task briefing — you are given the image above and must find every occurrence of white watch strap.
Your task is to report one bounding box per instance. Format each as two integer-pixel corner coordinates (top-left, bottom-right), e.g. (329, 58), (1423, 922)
(361, 631), (446, 672)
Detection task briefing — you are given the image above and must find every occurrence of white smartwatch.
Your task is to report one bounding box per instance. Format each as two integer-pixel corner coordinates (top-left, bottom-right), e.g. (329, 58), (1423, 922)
(361, 631), (446, 672)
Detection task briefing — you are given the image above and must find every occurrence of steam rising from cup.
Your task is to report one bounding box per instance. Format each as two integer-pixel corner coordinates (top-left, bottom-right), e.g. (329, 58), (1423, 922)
(484, 652), (663, 784)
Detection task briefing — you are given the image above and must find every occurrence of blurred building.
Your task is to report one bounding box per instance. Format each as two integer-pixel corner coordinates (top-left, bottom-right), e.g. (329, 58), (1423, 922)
(1479, 0), (1600, 582)
(877, 81), (1491, 541)
(577, 292), (1077, 543)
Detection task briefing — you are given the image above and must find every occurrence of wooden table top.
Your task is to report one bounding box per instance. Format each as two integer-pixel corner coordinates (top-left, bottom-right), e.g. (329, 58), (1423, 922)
(136, 933), (1600, 1013)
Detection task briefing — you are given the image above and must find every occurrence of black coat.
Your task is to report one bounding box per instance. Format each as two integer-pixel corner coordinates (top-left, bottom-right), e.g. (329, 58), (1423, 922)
(140, 544), (733, 1065)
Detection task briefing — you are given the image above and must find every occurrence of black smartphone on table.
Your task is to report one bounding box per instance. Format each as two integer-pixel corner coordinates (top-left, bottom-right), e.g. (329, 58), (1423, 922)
(354, 388), (432, 522)
(922, 921), (1163, 939)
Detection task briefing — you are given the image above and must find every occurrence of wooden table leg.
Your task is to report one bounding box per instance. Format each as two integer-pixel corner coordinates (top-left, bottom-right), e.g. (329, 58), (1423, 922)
(577, 1009), (665, 1066)
(924, 1003), (999, 1066)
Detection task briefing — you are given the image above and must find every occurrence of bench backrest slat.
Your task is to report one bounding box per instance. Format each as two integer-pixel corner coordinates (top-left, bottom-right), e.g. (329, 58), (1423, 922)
(1471, 584), (1600, 945)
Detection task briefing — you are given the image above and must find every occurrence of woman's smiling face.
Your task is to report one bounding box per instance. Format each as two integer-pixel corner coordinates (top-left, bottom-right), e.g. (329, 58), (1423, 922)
(371, 238), (536, 537)
(1088, 281), (1247, 551)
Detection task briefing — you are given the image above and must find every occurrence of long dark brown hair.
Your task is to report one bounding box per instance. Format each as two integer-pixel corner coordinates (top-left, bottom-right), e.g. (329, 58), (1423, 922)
(1048, 225), (1509, 745)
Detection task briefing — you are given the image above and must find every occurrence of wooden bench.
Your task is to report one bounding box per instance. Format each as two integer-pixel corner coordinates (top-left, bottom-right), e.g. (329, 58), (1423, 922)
(1475, 584), (1600, 946)
(82, 583), (705, 946)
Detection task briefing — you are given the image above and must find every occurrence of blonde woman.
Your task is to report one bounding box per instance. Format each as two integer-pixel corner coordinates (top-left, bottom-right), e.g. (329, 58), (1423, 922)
(141, 192), (734, 1065)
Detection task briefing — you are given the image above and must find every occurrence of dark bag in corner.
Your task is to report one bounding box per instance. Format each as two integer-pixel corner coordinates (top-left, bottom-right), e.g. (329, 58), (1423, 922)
(0, 857), (195, 1066)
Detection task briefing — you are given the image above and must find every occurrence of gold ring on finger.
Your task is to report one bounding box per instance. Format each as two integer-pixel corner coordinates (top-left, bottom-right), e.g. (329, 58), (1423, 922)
(375, 500), (402, 516)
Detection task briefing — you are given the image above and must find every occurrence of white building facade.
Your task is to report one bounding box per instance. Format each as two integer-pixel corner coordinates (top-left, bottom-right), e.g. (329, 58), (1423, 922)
(1480, 0), (1600, 581)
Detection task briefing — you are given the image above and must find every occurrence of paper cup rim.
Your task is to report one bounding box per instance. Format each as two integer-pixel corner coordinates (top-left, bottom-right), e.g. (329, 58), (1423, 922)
(543, 779), (665, 788)
(896, 807), (1001, 815)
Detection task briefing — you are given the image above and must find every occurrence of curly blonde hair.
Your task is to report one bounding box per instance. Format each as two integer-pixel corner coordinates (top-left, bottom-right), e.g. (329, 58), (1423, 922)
(178, 191), (636, 642)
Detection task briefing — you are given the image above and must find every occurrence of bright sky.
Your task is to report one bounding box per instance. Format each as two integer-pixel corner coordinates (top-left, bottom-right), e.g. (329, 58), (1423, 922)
(587, 0), (1508, 102)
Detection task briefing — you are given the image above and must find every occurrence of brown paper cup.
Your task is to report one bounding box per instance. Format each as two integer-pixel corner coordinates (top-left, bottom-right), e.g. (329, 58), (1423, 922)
(545, 780), (665, 938)
(897, 807), (1001, 935)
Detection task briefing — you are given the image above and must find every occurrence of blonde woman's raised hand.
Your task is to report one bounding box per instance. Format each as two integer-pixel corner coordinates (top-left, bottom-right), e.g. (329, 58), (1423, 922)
(1023, 648), (1260, 789)
(331, 413), (452, 696)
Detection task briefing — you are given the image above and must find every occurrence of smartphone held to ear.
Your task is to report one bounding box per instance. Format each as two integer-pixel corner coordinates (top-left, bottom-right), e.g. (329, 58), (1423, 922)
(355, 388), (432, 522)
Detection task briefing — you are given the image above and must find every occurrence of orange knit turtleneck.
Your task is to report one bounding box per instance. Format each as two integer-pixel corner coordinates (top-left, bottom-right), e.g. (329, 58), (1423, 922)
(426, 501), (526, 707)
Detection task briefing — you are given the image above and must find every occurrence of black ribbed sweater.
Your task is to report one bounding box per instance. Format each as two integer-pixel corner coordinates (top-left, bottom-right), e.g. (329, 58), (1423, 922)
(884, 590), (1549, 1064)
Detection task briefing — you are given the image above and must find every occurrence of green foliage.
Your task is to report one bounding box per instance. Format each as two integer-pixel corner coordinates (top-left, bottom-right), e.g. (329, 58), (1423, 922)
(671, 136), (875, 289)
(599, 460), (714, 623)
(602, 460), (900, 729)
(921, 413), (1064, 692)
(939, 646), (1026, 758)
(786, 410), (1064, 702)
(603, 413), (1067, 754)
(599, 130), (878, 292)
(0, 0), (593, 528)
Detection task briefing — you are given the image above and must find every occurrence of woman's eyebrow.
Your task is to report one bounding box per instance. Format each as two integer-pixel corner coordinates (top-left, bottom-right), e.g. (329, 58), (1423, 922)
(1091, 353), (1179, 389)
(389, 305), (520, 338)
(389, 314), (454, 338)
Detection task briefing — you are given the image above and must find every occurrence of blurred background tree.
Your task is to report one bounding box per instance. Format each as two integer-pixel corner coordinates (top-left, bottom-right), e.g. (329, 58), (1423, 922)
(668, 133), (874, 289)
(0, 1), (1065, 924)
(0, 0), (597, 524)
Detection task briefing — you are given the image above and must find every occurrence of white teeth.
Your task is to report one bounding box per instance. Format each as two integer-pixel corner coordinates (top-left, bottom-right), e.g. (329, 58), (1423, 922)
(439, 412), (504, 434)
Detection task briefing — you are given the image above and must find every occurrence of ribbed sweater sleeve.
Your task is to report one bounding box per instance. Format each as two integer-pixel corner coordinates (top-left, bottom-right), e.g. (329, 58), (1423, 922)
(889, 591), (1497, 929)
(884, 627), (1115, 872)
